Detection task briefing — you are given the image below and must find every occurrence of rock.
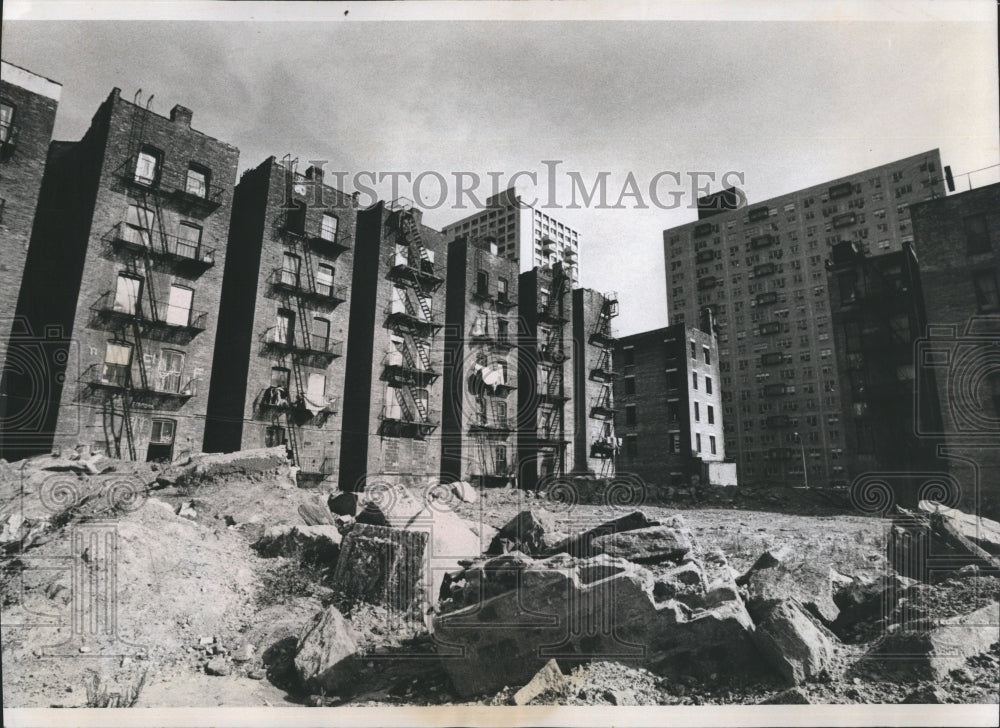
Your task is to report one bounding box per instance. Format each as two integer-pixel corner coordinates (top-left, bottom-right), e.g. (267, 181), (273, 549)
(860, 602), (1000, 681)
(248, 669), (266, 680)
(918, 501), (1000, 555)
(487, 510), (568, 557)
(232, 643), (254, 663)
(551, 511), (666, 557)
(177, 446), (290, 486)
(513, 659), (565, 705)
(332, 523), (428, 610)
(205, 658), (231, 676)
(328, 491), (359, 517)
(199, 636), (214, 646)
(745, 545), (795, 572)
(760, 687), (813, 704)
(450, 480), (478, 504)
(888, 508), (1000, 582)
(355, 502), (389, 527)
(949, 667), (972, 683)
(176, 502), (197, 519)
(603, 688), (635, 705)
(253, 525), (342, 565)
(589, 524), (692, 564)
(434, 552), (759, 697)
(751, 599), (836, 685)
(298, 500), (335, 526)
(902, 685), (949, 703)
(833, 574), (915, 640)
(294, 605), (359, 695)
(0, 513), (26, 545)
(740, 552), (839, 625)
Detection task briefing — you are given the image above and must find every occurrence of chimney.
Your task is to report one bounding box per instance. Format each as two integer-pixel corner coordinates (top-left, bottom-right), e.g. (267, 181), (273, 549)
(170, 105), (193, 128)
(306, 165), (324, 186)
(699, 306), (715, 336)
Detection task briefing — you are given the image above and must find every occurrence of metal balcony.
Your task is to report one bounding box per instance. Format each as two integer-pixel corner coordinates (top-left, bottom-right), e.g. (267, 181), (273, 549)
(382, 358), (440, 386)
(88, 366), (195, 403)
(386, 250), (445, 291)
(384, 301), (441, 337)
(469, 418), (514, 434)
(90, 292), (208, 339)
(589, 365), (616, 383)
(590, 439), (616, 459)
(589, 327), (616, 348)
(264, 332), (344, 360)
(120, 159), (224, 216)
(590, 395), (616, 420)
(108, 223), (216, 272)
(378, 408), (440, 439)
(537, 342), (565, 363)
(269, 269), (348, 307)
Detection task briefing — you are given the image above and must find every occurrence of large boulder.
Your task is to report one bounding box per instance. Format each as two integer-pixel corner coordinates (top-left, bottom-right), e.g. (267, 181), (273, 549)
(177, 446), (291, 485)
(487, 510), (568, 557)
(551, 510), (665, 557)
(918, 501), (1000, 555)
(751, 599), (836, 685)
(332, 523), (428, 611)
(739, 547), (839, 625)
(253, 524), (342, 565)
(888, 507), (1000, 582)
(832, 574), (915, 642)
(513, 659), (568, 705)
(589, 524), (692, 564)
(433, 551), (760, 697)
(294, 605), (360, 695)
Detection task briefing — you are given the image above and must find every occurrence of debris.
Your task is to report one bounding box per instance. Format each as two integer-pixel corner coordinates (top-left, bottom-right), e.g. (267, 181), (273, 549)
(552, 510), (664, 557)
(298, 500), (335, 526)
(902, 685), (949, 703)
(205, 658), (230, 676)
(334, 515), (356, 536)
(176, 502), (197, 519)
(759, 687), (813, 704)
(589, 523), (693, 564)
(486, 510), (567, 557)
(450, 480), (478, 504)
(248, 669), (266, 681)
(176, 446), (290, 487)
(332, 523), (428, 610)
(832, 574), (915, 641)
(232, 643), (254, 663)
(739, 549), (840, 624)
(253, 524), (342, 564)
(888, 507), (1000, 582)
(751, 599), (836, 685)
(294, 605), (359, 695)
(513, 659), (566, 705)
(917, 501), (1000, 555)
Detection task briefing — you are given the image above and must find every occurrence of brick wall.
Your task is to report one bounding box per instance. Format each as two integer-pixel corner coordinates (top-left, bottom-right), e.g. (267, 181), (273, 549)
(572, 288), (617, 476)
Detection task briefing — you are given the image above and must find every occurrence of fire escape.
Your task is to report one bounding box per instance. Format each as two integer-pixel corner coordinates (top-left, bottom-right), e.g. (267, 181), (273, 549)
(588, 292), (619, 475)
(534, 266), (570, 477)
(380, 199), (443, 439)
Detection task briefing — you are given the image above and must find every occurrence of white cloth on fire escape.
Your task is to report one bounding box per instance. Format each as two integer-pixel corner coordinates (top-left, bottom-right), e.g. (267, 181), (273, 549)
(473, 362), (506, 390)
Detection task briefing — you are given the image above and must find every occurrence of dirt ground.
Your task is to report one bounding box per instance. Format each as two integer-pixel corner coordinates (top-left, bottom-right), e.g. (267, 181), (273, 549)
(2, 459), (997, 708)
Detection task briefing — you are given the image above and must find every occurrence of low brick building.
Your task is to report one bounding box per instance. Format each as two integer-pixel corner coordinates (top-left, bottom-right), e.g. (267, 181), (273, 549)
(338, 199), (448, 492)
(2, 88), (238, 461)
(614, 313), (731, 490)
(203, 157), (355, 482)
(909, 182), (1000, 511)
(440, 236), (520, 487)
(0, 61), (61, 440)
(517, 262), (575, 491)
(572, 288), (619, 477)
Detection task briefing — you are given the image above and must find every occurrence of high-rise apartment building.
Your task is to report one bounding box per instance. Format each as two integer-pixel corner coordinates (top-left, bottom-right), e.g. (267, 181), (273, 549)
(338, 199), (448, 492)
(440, 236), (520, 487)
(2, 88), (238, 461)
(204, 157), (355, 482)
(663, 150), (945, 487)
(0, 61), (61, 427)
(572, 288), (619, 477)
(441, 187), (580, 285)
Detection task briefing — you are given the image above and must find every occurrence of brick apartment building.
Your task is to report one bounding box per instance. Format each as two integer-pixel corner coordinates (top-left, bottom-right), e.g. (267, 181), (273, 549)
(613, 312), (732, 489)
(0, 61), (61, 434)
(338, 199), (448, 492)
(571, 288), (619, 477)
(440, 236), (520, 487)
(910, 182), (1000, 512)
(442, 187), (581, 285)
(663, 150), (946, 487)
(2, 88), (238, 461)
(517, 262), (575, 491)
(825, 241), (940, 495)
(203, 157), (355, 481)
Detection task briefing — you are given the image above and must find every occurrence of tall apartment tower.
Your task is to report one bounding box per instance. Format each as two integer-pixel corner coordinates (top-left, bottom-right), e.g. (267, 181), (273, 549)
(572, 288), (619, 477)
(909, 182), (1000, 512)
(0, 61), (61, 411)
(441, 187), (580, 285)
(2, 88), (238, 461)
(517, 262), (574, 491)
(825, 241), (939, 495)
(614, 314), (731, 489)
(663, 150), (945, 487)
(203, 157), (355, 481)
(338, 199), (448, 492)
(441, 236), (520, 487)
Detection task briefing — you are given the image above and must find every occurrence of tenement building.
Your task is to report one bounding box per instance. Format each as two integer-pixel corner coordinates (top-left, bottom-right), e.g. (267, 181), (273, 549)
(663, 150), (945, 487)
(440, 236), (520, 487)
(204, 157), (355, 482)
(0, 61), (61, 436)
(3, 88), (238, 461)
(571, 288), (619, 477)
(910, 182), (1000, 511)
(338, 199), (448, 492)
(442, 187), (581, 285)
(517, 262), (575, 491)
(613, 312), (733, 489)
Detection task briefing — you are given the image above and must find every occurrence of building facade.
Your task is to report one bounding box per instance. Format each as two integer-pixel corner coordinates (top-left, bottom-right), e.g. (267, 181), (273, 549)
(0, 61), (61, 430)
(909, 182), (1000, 512)
(613, 315), (728, 489)
(2, 88), (238, 461)
(441, 187), (580, 285)
(338, 199), (448, 492)
(440, 236), (520, 487)
(663, 150), (945, 487)
(516, 262), (575, 491)
(203, 157), (355, 481)
(571, 288), (618, 477)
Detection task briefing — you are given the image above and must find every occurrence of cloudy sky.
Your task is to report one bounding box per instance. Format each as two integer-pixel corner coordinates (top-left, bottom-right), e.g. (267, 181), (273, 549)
(3, 2), (997, 334)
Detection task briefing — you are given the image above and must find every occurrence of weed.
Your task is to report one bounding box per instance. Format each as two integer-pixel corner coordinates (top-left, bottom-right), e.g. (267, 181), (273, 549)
(83, 668), (148, 708)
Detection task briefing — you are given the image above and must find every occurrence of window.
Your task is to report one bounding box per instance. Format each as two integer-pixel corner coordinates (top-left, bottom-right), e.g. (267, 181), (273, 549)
(306, 373), (326, 404)
(625, 405), (636, 425)
(114, 274), (143, 315)
(624, 376), (636, 396)
(125, 204), (156, 248)
(497, 318), (509, 344)
(134, 146), (161, 186)
(476, 270), (489, 296)
(102, 341), (132, 386)
(694, 402), (700, 421)
(690, 341), (696, 359)
(696, 433), (702, 452)
(706, 376), (713, 395)
(708, 405), (715, 425)
(165, 285), (193, 327)
(973, 270), (1000, 313)
(177, 222), (202, 258)
(150, 418), (176, 444)
(270, 367), (290, 389)
(275, 309), (295, 345)
(692, 372), (698, 390)
(316, 264), (335, 296)
(320, 213), (339, 242)
(965, 215), (991, 255)
(265, 425), (287, 449)
(494, 445), (508, 473)
(703, 346), (711, 365)
(158, 349), (184, 393)
(185, 164), (209, 198)
(623, 347), (635, 367)
(282, 252), (301, 286)
(710, 435), (717, 455)
(312, 317), (330, 352)
(0, 101), (13, 144)
(625, 435), (638, 458)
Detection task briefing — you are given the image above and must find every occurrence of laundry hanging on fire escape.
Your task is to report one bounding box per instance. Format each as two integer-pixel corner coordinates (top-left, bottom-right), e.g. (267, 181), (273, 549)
(473, 361), (506, 391)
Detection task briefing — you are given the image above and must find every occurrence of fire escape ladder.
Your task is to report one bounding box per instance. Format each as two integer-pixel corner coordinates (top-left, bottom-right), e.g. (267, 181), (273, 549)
(409, 385), (429, 422)
(284, 410), (301, 467)
(393, 386), (414, 423)
(402, 212), (431, 266)
(413, 287), (433, 323)
(412, 336), (432, 371)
